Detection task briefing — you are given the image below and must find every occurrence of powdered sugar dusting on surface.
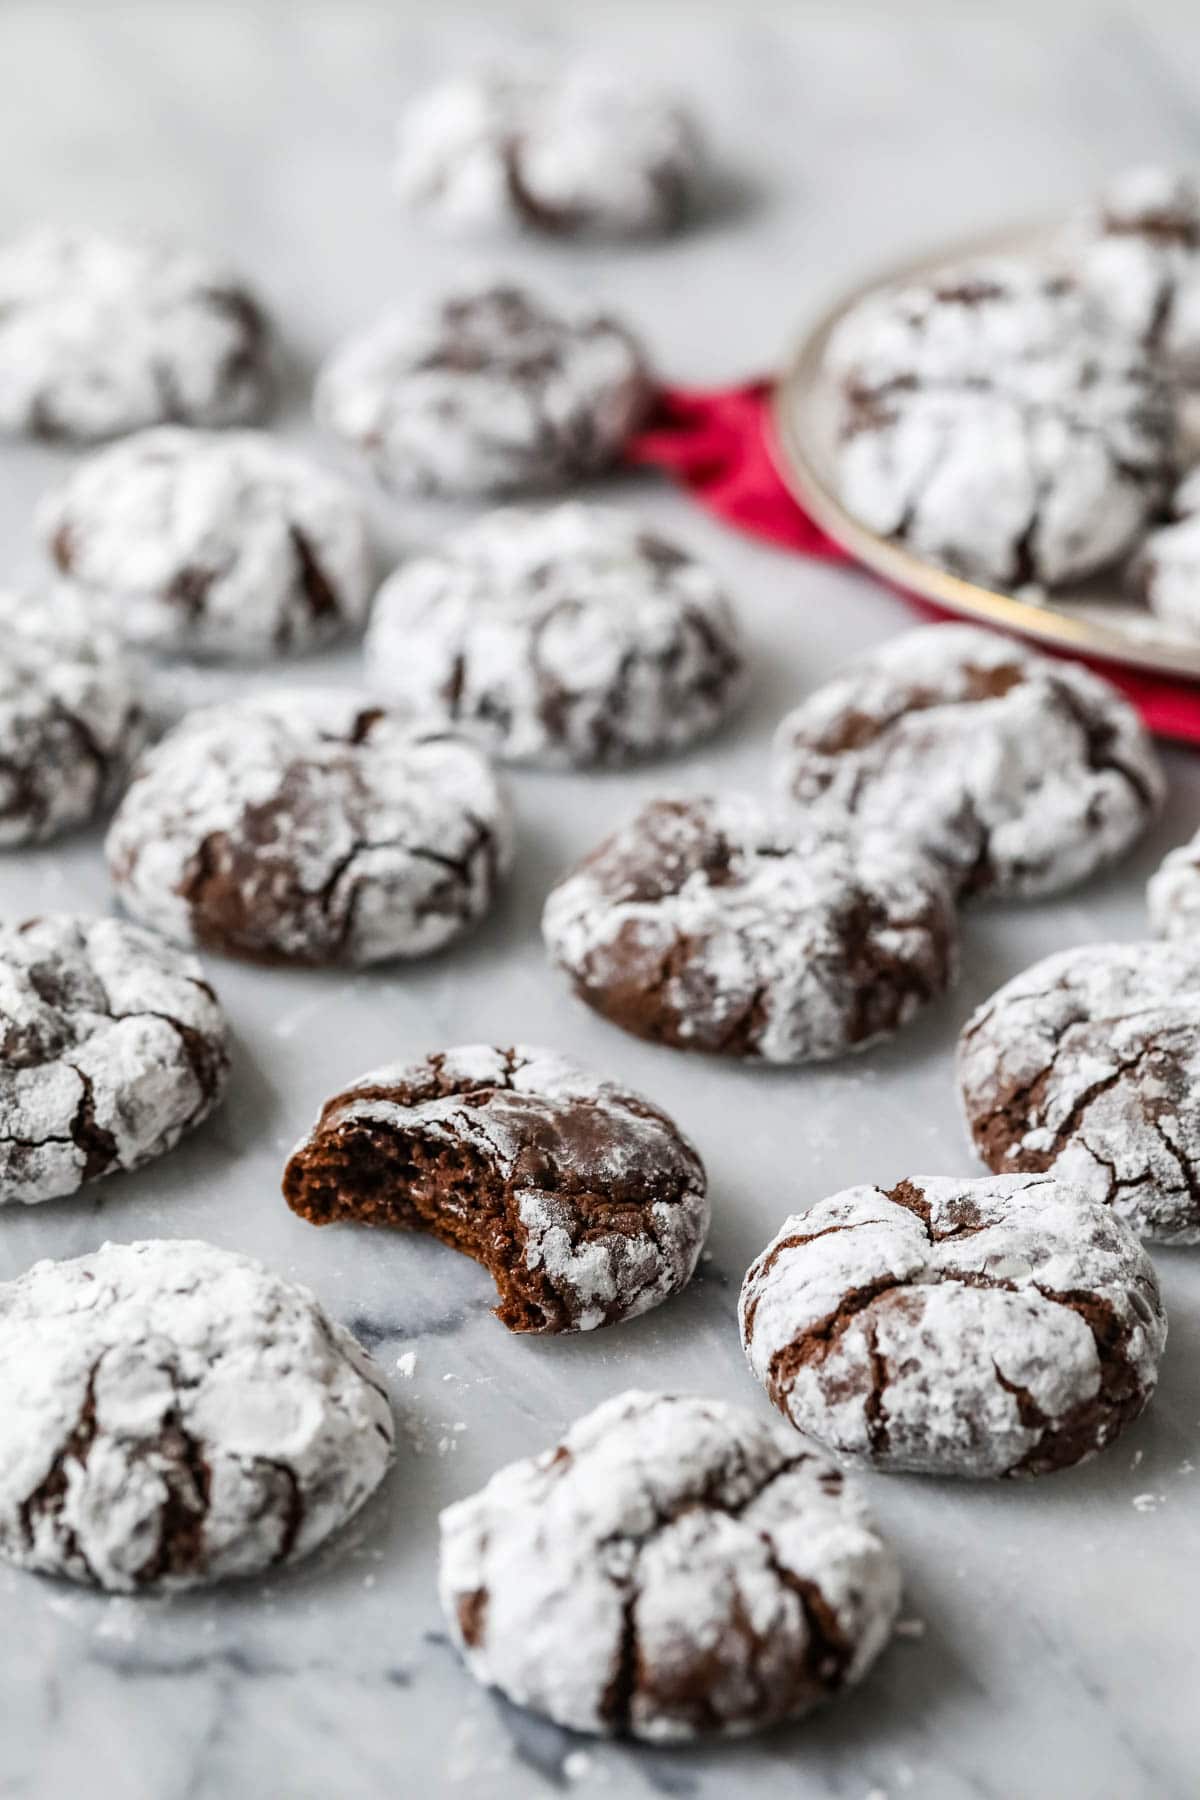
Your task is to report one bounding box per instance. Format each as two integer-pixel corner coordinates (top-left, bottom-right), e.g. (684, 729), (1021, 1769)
(438, 1389), (900, 1740)
(105, 689), (514, 965)
(772, 624), (1164, 900)
(740, 1174), (1165, 1477)
(0, 1238), (394, 1591)
(958, 941), (1200, 1243)
(542, 793), (958, 1064)
(0, 227), (270, 441)
(39, 428), (374, 659)
(365, 502), (745, 767)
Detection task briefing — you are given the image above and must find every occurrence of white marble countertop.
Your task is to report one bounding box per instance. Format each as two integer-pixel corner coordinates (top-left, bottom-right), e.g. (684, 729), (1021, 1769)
(2, 5), (1200, 1797)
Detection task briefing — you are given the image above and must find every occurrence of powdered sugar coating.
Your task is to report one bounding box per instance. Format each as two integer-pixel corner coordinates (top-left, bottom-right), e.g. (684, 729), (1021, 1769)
(0, 914), (229, 1205)
(771, 624), (1164, 900)
(439, 1389), (900, 1740)
(1148, 824), (1200, 940)
(283, 1045), (708, 1334)
(394, 60), (702, 239)
(1130, 464), (1200, 638)
(542, 794), (958, 1064)
(365, 503), (745, 767)
(39, 428), (374, 659)
(740, 1174), (1165, 1478)
(0, 1238), (394, 1592)
(105, 690), (513, 966)
(958, 941), (1200, 1244)
(0, 228), (271, 442)
(828, 261), (1172, 586)
(0, 591), (146, 847)
(315, 284), (651, 498)
(1069, 166), (1200, 383)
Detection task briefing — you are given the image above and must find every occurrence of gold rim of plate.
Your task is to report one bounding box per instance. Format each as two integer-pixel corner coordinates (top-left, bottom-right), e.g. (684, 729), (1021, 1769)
(770, 221), (1200, 683)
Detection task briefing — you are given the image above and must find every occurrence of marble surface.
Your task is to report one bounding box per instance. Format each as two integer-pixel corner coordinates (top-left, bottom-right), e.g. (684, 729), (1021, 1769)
(2, 4), (1200, 1797)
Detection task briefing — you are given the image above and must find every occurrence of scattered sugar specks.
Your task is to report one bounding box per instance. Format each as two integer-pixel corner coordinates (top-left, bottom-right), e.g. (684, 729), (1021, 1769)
(564, 1750), (595, 1783)
(893, 1617), (926, 1640)
(396, 1351), (417, 1379)
(1130, 1448), (1144, 1470)
(1180, 1459), (1194, 1475)
(437, 1435), (457, 1456)
(1132, 1492), (1163, 1513)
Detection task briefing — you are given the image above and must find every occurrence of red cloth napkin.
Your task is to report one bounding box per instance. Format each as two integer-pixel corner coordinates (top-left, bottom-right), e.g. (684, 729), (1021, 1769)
(626, 380), (1200, 745)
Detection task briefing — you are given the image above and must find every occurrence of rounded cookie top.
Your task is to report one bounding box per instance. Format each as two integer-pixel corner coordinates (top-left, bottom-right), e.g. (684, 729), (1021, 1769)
(1131, 464), (1200, 639)
(827, 260), (1171, 587)
(740, 1174), (1165, 1479)
(957, 940), (1200, 1244)
(283, 1044), (708, 1334)
(0, 592), (146, 847)
(1148, 818), (1200, 940)
(438, 1389), (900, 1741)
(0, 1238), (394, 1592)
(364, 503), (745, 767)
(105, 690), (513, 967)
(1069, 166), (1200, 382)
(315, 284), (651, 498)
(0, 913), (229, 1205)
(541, 793), (958, 1063)
(0, 228), (271, 442)
(771, 624), (1163, 900)
(394, 60), (702, 239)
(40, 428), (374, 660)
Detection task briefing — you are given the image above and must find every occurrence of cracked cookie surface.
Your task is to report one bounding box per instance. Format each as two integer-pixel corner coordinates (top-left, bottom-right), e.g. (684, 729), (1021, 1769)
(0, 1238), (394, 1591)
(827, 260), (1172, 587)
(393, 59), (702, 239)
(105, 690), (513, 966)
(0, 592), (146, 847)
(1068, 166), (1200, 385)
(40, 428), (374, 659)
(0, 227), (271, 442)
(365, 503), (745, 767)
(438, 1389), (900, 1740)
(315, 284), (651, 498)
(283, 1044), (708, 1333)
(958, 941), (1200, 1243)
(0, 914), (229, 1204)
(740, 1174), (1165, 1478)
(542, 793), (958, 1063)
(771, 624), (1163, 900)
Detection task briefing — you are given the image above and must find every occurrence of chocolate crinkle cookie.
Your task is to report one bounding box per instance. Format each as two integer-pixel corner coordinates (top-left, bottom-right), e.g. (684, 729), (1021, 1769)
(1148, 816), (1200, 940)
(105, 691), (513, 966)
(39, 428), (374, 660)
(315, 284), (651, 498)
(0, 227), (271, 442)
(771, 624), (1163, 900)
(1068, 166), (1200, 383)
(541, 794), (958, 1063)
(827, 260), (1173, 587)
(438, 1390), (900, 1740)
(958, 941), (1200, 1244)
(283, 1045), (708, 1334)
(740, 1174), (1165, 1479)
(0, 591), (146, 847)
(0, 1238), (394, 1592)
(1131, 464), (1200, 640)
(0, 914), (229, 1205)
(394, 59), (702, 239)
(364, 503), (745, 767)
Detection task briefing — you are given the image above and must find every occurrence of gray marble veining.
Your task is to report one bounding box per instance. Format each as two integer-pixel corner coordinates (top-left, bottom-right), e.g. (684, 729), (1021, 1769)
(1, 4), (1199, 1796)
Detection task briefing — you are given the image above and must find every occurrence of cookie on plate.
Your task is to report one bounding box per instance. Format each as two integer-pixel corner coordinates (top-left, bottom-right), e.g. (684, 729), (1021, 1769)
(439, 1390), (900, 1740)
(771, 624), (1163, 900)
(958, 941), (1200, 1243)
(394, 59), (702, 239)
(40, 428), (374, 660)
(0, 591), (146, 847)
(364, 503), (745, 766)
(0, 1238), (394, 1591)
(741, 1174), (1165, 1478)
(827, 260), (1172, 587)
(0, 227), (271, 441)
(315, 284), (651, 498)
(283, 1045), (708, 1333)
(542, 794), (957, 1062)
(0, 914), (229, 1205)
(105, 691), (513, 966)
(1070, 166), (1200, 383)
(1131, 464), (1200, 639)
(1148, 816), (1200, 939)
